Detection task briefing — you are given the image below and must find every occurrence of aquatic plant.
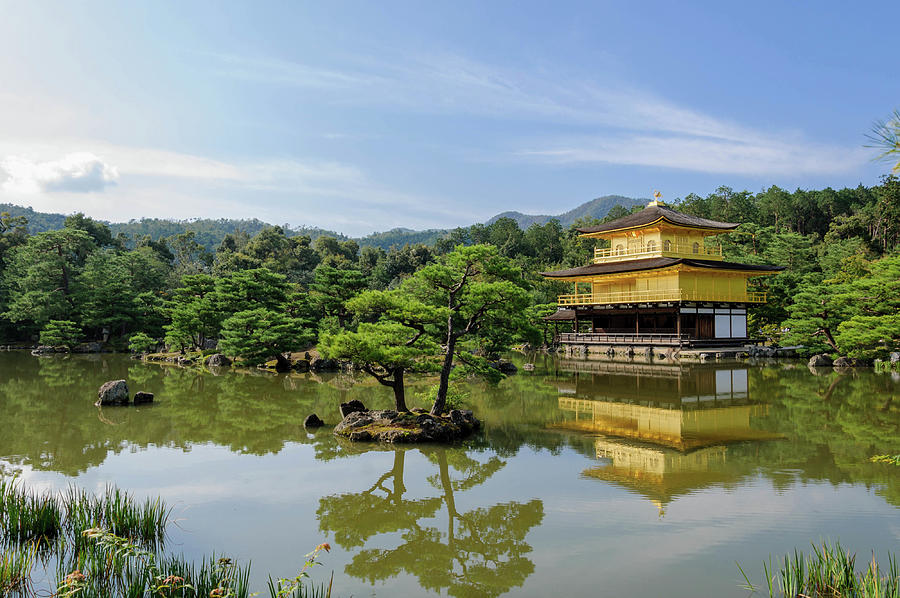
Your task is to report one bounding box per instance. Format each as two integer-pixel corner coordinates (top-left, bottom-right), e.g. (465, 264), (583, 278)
(267, 542), (332, 598)
(0, 479), (62, 545)
(0, 542), (36, 595)
(1, 480), (170, 552)
(738, 542), (899, 597)
(870, 454), (900, 466)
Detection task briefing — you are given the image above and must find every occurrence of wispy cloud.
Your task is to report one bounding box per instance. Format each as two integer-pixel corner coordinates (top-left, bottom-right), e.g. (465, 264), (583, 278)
(518, 134), (868, 176)
(209, 51), (865, 176)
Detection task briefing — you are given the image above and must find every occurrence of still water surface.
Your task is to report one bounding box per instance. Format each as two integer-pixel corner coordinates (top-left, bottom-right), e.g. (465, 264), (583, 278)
(1, 352), (898, 597)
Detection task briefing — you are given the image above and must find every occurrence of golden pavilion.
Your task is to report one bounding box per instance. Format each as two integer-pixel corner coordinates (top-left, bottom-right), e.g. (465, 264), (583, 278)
(542, 198), (782, 348)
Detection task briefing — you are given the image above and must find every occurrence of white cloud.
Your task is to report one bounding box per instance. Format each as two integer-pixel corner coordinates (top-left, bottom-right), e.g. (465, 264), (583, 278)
(0, 152), (118, 193)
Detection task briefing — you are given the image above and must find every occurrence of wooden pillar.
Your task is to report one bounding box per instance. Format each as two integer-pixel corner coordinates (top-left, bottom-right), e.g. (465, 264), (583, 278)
(635, 310), (639, 335)
(676, 309), (681, 338)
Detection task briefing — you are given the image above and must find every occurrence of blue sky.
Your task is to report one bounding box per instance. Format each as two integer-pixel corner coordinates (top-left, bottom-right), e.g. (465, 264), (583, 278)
(0, 1), (897, 235)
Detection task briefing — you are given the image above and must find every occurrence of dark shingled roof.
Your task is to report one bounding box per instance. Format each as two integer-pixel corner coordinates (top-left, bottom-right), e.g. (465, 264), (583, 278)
(541, 257), (783, 278)
(577, 204), (739, 234)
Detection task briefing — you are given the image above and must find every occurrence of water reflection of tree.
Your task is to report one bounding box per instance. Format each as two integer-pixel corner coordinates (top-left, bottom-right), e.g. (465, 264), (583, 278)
(318, 447), (543, 598)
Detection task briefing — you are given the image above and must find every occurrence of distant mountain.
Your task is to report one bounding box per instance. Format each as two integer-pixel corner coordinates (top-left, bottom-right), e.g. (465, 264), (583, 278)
(486, 195), (645, 229)
(0, 193), (644, 251)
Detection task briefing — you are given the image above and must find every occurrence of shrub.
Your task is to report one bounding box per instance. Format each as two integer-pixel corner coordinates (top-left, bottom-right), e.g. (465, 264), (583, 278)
(128, 332), (157, 354)
(38, 320), (81, 350)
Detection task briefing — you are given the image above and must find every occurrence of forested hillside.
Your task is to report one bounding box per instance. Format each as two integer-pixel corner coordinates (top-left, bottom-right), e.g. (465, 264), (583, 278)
(0, 195), (643, 251)
(0, 178), (897, 360)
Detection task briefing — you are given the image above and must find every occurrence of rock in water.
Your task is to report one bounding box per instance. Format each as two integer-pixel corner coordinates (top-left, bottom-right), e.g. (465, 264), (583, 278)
(808, 354), (833, 368)
(133, 391), (154, 405)
(334, 408), (481, 444)
(833, 356), (861, 368)
(97, 380), (129, 406)
(339, 399), (367, 417)
(206, 353), (232, 367)
(304, 413), (324, 428)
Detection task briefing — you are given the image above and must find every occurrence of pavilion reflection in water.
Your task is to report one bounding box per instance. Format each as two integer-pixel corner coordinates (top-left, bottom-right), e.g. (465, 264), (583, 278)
(553, 361), (782, 513)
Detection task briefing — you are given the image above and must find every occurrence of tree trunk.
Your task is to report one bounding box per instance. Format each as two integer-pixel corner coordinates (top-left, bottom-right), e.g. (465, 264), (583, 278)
(431, 335), (457, 415)
(392, 367), (408, 412)
(821, 326), (840, 353)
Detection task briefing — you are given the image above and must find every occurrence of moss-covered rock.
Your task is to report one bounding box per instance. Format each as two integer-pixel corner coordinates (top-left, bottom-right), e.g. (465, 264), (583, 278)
(334, 408), (481, 443)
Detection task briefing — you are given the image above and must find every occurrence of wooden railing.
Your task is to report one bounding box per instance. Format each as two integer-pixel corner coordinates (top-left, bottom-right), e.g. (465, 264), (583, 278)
(557, 289), (766, 306)
(594, 244), (723, 263)
(557, 332), (689, 345)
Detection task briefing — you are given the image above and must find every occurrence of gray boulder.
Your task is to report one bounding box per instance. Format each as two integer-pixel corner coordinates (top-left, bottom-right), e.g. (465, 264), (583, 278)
(522, 363), (535, 371)
(96, 380), (129, 406)
(890, 352), (900, 364)
(833, 356), (862, 368)
(133, 391), (154, 405)
(206, 353), (232, 367)
(340, 399), (367, 418)
(304, 413), (324, 428)
(808, 354), (833, 368)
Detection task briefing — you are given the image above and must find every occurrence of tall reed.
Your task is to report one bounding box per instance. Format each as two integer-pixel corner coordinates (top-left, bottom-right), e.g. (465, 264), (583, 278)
(0, 479), (62, 545)
(2, 479), (330, 597)
(0, 542), (36, 595)
(739, 542), (899, 598)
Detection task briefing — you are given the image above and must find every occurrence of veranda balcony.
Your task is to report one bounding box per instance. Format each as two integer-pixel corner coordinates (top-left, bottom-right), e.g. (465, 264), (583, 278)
(594, 243), (723, 263)
(557, 288), (766, 306)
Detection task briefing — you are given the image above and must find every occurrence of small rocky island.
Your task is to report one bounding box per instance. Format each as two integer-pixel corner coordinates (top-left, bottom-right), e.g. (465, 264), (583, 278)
(329, 400), (481, 443)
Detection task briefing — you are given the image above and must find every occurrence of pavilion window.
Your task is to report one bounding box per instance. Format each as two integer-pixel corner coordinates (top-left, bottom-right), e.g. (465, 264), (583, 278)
(615, 244), (625, 255)
(646, 240), (657, 252)
(663, 239), (672, 251)
(692, 242), (700, 254)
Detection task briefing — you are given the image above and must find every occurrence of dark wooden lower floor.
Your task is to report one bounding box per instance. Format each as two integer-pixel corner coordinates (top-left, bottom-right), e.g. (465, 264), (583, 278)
(544, 303), (753, 347)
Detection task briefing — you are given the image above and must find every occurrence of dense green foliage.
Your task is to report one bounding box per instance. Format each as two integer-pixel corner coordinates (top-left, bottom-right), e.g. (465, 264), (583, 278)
(38, 320), (81, 349)
(1, 175), (898, 361)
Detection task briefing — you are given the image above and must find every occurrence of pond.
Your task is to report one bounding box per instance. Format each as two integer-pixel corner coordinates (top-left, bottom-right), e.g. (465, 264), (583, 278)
(1, 351), (898, 597)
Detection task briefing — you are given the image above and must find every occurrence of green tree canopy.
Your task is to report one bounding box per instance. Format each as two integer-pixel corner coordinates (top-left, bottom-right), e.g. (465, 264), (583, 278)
(319, 289), (441, 411)
(218, 307), (313, 370)
(3, 228), (95, 327)
(402, 244), (533, 415)
(38, 320), (81, 349)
